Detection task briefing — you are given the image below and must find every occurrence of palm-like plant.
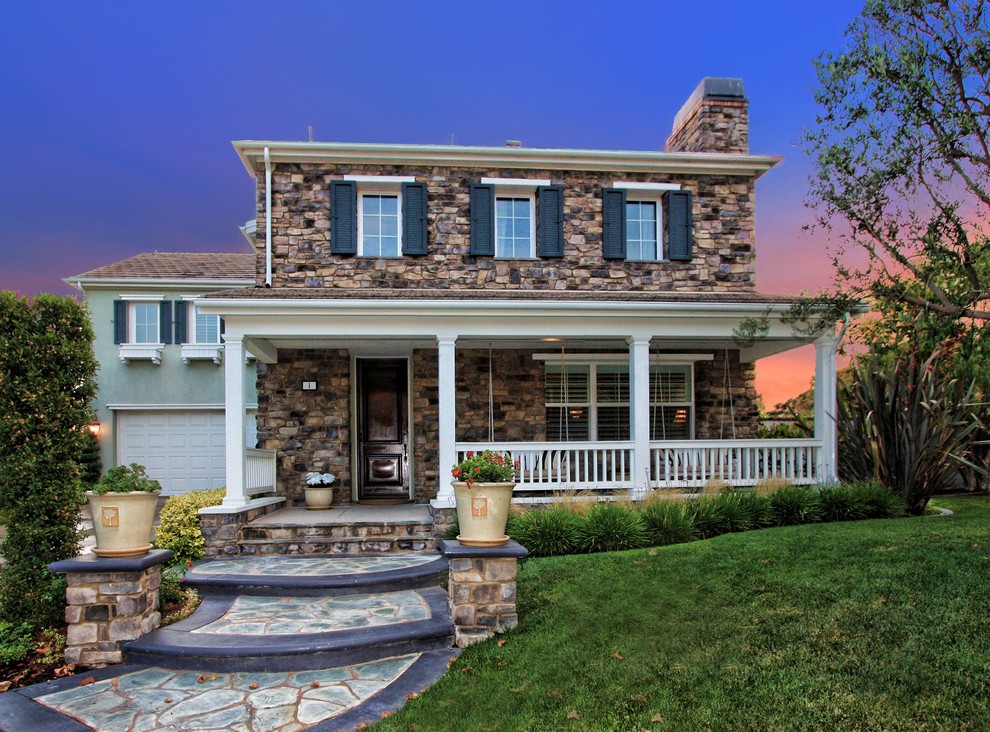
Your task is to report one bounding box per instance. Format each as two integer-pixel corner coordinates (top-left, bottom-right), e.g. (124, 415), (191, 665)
(837, 349), (986, 514)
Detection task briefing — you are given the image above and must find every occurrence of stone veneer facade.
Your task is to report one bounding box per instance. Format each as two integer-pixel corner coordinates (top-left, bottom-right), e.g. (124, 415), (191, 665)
(255, 346), (758, 504)
(253, 166), (756, 292)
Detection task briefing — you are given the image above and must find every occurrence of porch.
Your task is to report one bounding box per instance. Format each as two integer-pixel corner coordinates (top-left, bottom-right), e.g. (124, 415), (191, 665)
(201, 291), (841, 513)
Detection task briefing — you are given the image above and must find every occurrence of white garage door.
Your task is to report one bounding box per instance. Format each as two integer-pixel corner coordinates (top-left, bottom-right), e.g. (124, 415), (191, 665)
(117, 410), (256, 496)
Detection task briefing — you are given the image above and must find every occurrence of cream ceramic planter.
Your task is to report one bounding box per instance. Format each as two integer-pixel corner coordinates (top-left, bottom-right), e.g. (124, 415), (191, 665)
(86, 491), (160, 558)
(304, 486), (334, 510)
(452, 481), (516, 547)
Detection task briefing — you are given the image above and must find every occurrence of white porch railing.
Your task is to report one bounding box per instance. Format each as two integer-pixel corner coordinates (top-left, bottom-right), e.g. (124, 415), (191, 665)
(651, 439), (822, 487)
(455, 439), (823, 495)
(455, 441), (634, 493)
(245, 448), (277, 494)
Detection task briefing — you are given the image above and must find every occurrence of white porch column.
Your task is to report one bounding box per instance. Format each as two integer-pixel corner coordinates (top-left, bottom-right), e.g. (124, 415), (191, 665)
(629, 337), (652, 497)
(435, 335), (458, 507)
(814, 332), (839, 483)
(222, 335), (249, 508)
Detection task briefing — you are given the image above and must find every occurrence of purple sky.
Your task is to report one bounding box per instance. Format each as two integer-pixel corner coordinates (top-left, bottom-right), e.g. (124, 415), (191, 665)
(0, 1), (865, 405)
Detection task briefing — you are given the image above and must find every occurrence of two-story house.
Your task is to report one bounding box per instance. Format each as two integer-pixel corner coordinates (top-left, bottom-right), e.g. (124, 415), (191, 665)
(194, 77), (841, 536)
(67, 253), (259, 495)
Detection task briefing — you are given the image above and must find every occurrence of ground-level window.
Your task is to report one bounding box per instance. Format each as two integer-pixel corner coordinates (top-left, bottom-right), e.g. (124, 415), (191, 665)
(545, 362), (693, 441)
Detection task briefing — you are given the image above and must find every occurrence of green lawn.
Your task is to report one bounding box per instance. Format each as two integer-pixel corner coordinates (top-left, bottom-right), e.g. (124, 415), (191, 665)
(375, 497), (990, 731)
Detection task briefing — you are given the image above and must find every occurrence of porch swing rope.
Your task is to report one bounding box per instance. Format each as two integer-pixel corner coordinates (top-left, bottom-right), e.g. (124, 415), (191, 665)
(721, 348), (737, 440)
(488, 343), (495, 444)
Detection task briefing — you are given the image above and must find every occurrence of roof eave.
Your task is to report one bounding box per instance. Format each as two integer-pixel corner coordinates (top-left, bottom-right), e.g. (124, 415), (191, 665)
(231, 141), (781, 180)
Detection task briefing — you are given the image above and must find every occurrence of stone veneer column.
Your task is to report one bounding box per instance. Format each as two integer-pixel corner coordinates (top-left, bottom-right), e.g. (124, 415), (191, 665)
(48, 550), (173, 666)
(440, 539), (528, 648)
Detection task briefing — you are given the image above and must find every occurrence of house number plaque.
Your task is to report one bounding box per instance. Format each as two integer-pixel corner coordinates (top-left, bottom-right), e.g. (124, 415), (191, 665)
(101, 506), (120, 528)
(471, 496), (489, 518)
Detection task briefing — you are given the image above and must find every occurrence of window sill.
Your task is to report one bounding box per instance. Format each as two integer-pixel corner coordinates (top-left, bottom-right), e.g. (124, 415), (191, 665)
(180, 345), (223, 365)
(119, 344), (164, 365)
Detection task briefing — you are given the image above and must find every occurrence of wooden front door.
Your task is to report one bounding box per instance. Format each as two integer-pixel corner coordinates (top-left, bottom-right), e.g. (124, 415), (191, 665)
(356, 359), (409, 501)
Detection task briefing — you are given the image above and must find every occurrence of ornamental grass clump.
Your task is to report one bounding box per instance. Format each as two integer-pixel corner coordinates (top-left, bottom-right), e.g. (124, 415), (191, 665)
(509, 506), (582, 557)
(450, 450), (518, 487)
(640, 500), (699, 546)
(846, 481), (906, 519)
(768, 485), (823, 526)
(817, 484), (870, 522)
(575, 504), (647, 553)
(688, 495), (732, 539)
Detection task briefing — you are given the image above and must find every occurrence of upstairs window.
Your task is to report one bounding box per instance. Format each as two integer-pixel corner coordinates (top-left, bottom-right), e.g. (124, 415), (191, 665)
(471, 179), (563, 259)
(194, 309), (221, 344)
(603, 183), (693, 262)
(360, 194), (401, 257)
(330, 177), (427, 257)
(495, 196), (534, 258)
(114, 299), (171, 345)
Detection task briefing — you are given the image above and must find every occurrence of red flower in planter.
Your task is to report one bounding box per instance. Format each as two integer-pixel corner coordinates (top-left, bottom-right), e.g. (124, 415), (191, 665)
(452, 468), (461, 477)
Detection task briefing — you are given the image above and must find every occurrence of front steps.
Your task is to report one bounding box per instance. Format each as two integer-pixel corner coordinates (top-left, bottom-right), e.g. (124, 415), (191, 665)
(125, 554), (456, 673)
(238, 504), (437, 555)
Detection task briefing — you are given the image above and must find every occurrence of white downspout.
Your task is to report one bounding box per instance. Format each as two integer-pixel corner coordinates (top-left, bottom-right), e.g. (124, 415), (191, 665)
(264, 146), (272, 287)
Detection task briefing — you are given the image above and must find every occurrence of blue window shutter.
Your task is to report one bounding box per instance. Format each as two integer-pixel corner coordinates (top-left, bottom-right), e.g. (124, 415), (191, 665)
(602, 188), (627, 260)
(664, 190), (693, 261)
(537, 185), (564, 258)
(160, 301), (172, 344)
(220, 317), (225, 339)
(330, 181), (357, 254)
(401, 182), (428, 255)
(113, 300), (127, 344)
(174, 301), (188, 344)
(470, 183), (495, 256)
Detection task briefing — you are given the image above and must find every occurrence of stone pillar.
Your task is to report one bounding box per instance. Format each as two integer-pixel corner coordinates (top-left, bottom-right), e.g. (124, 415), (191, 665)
(440, 539), (528, 648)
(434, 335), (458, 508)
(223, 335), (248, 509)
(48, 550), (172, 667)
(629, 336), (652, 496)
(814, 333), (839, 483)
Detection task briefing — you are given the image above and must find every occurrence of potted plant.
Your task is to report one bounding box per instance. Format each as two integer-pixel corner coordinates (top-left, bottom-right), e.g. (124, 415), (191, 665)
(304, 471), (336, 510)
(450, 450), (519, 547)
(87, 463), (161, 557)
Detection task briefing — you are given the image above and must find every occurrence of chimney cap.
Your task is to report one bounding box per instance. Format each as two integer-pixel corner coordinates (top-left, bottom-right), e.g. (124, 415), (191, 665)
(673, 77), (746, 132)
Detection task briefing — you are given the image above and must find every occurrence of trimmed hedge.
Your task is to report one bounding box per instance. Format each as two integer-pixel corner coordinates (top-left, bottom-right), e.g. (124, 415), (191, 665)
(508, 482), (907, 558)
(153, 487), (225, 566)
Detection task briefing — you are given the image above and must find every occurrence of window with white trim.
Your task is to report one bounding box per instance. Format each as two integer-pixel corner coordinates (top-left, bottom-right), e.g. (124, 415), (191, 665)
(495, 195), (535, 259)
(130, 303), (160, 344)
(359, 192), (402, 257)
(625, 200), (660, 261)
(193, 308), (222, 344)
(545, 362), (693, 441)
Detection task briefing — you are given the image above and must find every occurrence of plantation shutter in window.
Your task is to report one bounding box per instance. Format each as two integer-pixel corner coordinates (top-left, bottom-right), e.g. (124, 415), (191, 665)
(601, 188), (627, 260)
(664, 190), (693, 261)
(174, 301), (188, 344)
(536, 185), (564, 258)
(401, 182), (428, 255)
(469, 183), (495, 256)
(113, 300), (127, 344)
(160, 301), (173, 345)
(330, 181), (357, 254)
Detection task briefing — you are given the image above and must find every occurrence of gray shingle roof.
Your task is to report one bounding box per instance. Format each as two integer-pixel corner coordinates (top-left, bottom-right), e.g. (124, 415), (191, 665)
(70, 253), (256, 281)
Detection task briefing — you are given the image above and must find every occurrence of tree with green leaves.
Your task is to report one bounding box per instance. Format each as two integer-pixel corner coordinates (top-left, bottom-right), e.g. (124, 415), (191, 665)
(804, 0), (990, 384)
(0, 292), (98, 628)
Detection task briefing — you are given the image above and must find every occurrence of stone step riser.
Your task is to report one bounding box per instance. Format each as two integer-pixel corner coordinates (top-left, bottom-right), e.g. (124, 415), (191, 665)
(238, 538), (435, 556)
(241, 524), (435, 541)
(185, 572), (448, 598)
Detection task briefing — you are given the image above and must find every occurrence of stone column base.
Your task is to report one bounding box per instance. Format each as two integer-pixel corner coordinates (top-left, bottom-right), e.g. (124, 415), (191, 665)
(49, 549), (173, 667)
(439, 539), (528, 648)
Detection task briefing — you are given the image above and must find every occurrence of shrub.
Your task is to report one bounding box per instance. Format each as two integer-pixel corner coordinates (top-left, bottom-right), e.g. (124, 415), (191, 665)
(817, 484), (869, 522)
(838, 348), (986, 514)
(0, 293), (97, 628)
(733, 491), (774, 529)
(640, 500), (699, 546)
(768, 486), (823, 526)
(78, 430), (102, 487)
(575, 504), (647, 554)
(510, 506), (582, 557)
(153, 487), (225, 565)
(846, 481), (906, 519)
(159, 567), (187, 609)
(0, 621), (37, 667)
(91, 463), (161, 494)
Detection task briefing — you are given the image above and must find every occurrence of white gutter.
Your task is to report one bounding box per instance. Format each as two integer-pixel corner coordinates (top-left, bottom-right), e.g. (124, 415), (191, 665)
(232, 140), (781, 179)
(264, 147), (272, 287)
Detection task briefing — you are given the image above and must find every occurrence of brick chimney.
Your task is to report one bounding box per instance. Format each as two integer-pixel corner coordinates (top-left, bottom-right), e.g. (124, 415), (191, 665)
(666, 77), (748, 154)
